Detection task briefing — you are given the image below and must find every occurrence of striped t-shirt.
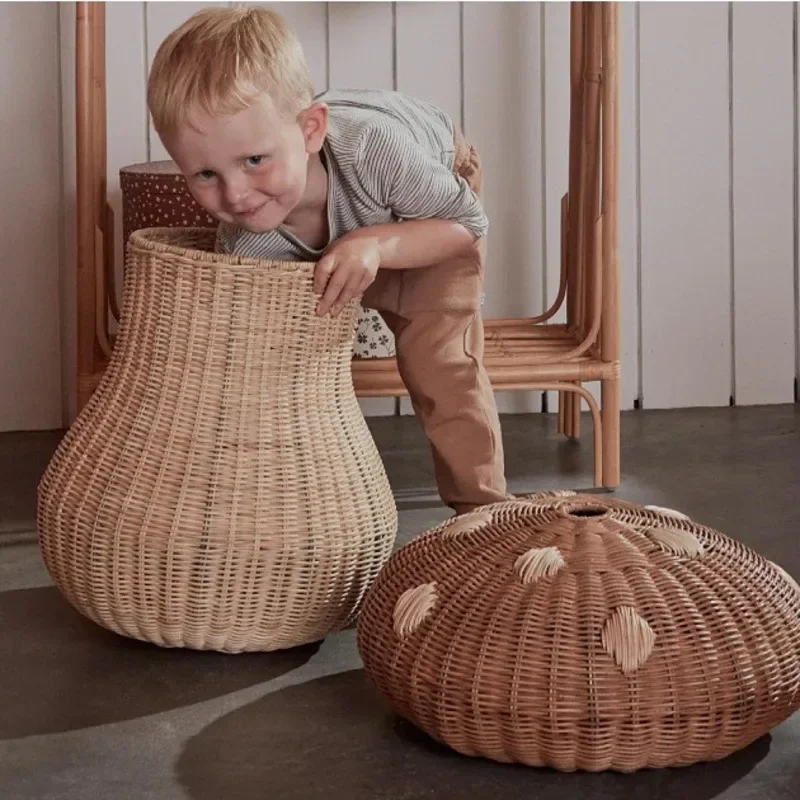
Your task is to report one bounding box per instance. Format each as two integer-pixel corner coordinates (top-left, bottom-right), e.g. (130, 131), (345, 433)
(216, 88), (488, 260)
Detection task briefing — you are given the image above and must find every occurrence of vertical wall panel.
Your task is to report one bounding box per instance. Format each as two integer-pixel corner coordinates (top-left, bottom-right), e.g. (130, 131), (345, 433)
(256, 3), (329, 94)
(0, 3), (63, 431)
(464, 1), (544, 414)
(731, 3), (794, 405)
(396, 2), (461, 125)
(328, 2), (393, 90)
(639, 3), (731, 408)
(618, 3), (640, 410)
(106, 3), (148, 326)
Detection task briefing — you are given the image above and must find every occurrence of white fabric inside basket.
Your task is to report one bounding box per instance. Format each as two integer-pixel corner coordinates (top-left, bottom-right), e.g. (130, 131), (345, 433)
(353, 307), (396, 359)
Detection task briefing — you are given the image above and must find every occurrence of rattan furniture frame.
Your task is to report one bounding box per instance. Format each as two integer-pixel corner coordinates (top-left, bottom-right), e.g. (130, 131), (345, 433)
(72, 2), (621, 488)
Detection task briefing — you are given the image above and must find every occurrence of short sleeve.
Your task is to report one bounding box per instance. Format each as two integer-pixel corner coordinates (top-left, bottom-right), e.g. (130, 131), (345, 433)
(354, 121), (488, 239)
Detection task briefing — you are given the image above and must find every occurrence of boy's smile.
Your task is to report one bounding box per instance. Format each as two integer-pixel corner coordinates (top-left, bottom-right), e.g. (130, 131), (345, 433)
(161, 97), (328, 235)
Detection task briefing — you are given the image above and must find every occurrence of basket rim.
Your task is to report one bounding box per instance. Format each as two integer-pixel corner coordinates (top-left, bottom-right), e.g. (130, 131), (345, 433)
(128, 227), (317, 272)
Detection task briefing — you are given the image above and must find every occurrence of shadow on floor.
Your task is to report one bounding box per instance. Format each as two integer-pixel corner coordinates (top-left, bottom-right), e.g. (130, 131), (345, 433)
(0, 586), (319, 740)
(0, 429), (63, 534)
(176, 669), (772, 800)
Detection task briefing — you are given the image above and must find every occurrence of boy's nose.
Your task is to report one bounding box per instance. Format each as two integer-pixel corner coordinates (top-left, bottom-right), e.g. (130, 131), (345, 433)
(223, 179), (249, 210)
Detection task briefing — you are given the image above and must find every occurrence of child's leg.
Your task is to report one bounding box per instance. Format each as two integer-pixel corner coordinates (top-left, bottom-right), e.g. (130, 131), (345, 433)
(361, 133), (508, 513)
(364, 239), (509, 514)
(380, 305), (508, 514)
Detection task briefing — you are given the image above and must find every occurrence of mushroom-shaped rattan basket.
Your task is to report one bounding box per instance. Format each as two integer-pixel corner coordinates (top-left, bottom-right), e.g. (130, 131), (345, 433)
(356, 492), (800, 772)
(37, 228), (398, 653)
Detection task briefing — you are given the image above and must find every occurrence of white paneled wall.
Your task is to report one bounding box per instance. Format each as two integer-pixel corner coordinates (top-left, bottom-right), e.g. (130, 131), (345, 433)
(640, 3), (732, 408)
(5, 2), (799, 432)
(618, 6), (639, 411)
(0, 2), (62, 432)
(732, 3), (794, 406)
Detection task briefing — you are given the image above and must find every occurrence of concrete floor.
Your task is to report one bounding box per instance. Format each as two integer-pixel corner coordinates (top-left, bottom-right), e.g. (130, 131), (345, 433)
(1, 407), (798, 799)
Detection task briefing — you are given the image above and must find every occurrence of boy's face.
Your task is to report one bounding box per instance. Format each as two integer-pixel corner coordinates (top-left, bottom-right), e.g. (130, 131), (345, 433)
(162, 96), (327, 234)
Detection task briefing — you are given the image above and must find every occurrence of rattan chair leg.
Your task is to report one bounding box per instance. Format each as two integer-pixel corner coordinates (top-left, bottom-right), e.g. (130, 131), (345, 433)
(572, 385), (583, 439)
(558, 391), (567, 435)
(600, 2), (620, 489)
(561, 391), (574, 438)
(601, 378), (620, 488)
(529, 382), (602, 487)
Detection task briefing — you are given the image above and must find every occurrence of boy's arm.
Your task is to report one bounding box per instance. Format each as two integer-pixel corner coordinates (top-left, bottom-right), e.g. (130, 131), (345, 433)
(315, 122), (485, 316)
(357, 121), (488, 242)
(314, 220), (474, 317)
(342, 219), (476, 270)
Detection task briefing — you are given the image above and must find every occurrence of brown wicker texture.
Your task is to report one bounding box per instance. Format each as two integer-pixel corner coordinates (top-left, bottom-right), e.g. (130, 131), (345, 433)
(38, 227), (398, 653)
(357, 491), (800, 772)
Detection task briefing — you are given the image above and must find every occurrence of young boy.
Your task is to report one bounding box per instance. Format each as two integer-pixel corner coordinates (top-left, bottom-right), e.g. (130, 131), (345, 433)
(147, 6), (510, 515)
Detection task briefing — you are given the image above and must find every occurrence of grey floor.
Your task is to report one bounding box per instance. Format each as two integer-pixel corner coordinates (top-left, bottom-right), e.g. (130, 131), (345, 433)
(1, 407), (798, 800)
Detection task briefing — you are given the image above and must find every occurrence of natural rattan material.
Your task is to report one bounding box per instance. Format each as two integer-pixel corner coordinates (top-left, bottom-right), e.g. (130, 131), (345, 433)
(357, 492), (800, 772)
(38, 227), (398, 653)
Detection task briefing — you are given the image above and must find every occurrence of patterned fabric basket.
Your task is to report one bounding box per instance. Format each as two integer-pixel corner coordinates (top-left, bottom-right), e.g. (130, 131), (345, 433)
(357, 491), (800, 771)
(120, 160), (396, 359)
(38, 228), (398, 653)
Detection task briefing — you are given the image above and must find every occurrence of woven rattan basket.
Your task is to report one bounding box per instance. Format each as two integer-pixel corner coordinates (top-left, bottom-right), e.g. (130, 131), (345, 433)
(119, 160), (395, 361)
(357, 491), (800, 772)
(38, 228), (398, 653)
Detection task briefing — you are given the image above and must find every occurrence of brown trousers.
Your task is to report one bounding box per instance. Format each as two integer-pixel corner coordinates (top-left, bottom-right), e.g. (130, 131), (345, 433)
(362, 130), (509, 514)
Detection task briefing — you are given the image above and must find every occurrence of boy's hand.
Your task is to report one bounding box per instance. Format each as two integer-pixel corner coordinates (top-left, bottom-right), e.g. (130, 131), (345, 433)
(314, 236), (381, 317)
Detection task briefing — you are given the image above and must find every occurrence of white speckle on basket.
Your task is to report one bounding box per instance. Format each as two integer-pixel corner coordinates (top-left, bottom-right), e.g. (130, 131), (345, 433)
(644, 504), (690, 520)
(769, 560), (800, 595)
(514, 546), (566, 584)
(647, 527), (704, 558)
(393, 583), (438, 638)
(601, 606), (657, 675)
(441, 509), (493, 540)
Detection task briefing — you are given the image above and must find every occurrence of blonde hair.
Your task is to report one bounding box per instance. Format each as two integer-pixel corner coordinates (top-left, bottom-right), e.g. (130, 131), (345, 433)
(147, 6), (315, 134)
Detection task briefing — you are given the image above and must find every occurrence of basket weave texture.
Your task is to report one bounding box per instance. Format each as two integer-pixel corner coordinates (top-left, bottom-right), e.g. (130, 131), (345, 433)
(119, 160), (396, 360)
(357, 491), (800, 771)
(38, 228), (398, 653)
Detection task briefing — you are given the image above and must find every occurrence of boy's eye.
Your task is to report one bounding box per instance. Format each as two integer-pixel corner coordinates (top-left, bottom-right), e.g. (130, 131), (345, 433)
(246, 155), (266, 167)
(195, 170), (216, 181)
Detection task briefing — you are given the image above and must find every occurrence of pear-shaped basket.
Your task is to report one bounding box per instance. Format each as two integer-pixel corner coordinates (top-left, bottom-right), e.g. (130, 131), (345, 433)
(357, 492), (799, 771)
(38, 228), (398, 653)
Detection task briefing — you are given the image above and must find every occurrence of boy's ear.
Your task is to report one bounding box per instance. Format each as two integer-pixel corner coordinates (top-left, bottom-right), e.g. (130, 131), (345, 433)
(299, 102), (329, 154)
